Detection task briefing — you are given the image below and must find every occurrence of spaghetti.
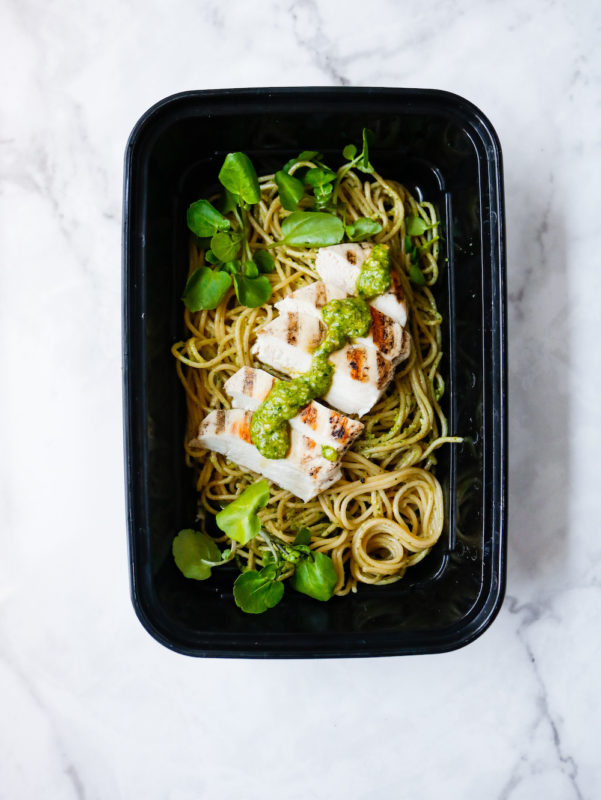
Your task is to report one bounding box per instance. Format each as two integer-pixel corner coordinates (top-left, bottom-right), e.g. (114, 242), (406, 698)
(172, 162), (460, 595)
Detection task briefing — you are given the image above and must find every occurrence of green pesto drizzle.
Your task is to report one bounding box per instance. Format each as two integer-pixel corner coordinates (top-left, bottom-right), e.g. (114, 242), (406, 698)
(321, 445), (338, 461)
(250, 244), (391, 459)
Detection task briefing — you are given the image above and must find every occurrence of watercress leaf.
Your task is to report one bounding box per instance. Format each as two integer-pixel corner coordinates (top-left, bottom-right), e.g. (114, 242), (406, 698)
(211, 231), (242, 262)
(233, 566), (284, 614)
(305, 167), (337, 187)
(356, 128), (375, 173)
(409, 263), (426, 286)
(218, 188), (238, 215)
(313, 183), (334, 211)
(291, 551), (337, 601)
(404, 235), (413, 252)
(233, 274), (272, 308)
(345, 217), (383, 242)
(418, 235), (439, 253)
(205, 249), (220, 265)
(218, 152), (261, 205)
(182, 267), (231, 311)
(298, 150), (322, 162)
(221, 548), (232, 560)
(223, 260), (241, 275)
(293, 527), (312, 546)
(187, 199), (230, 237)
(294, 544), (312, 556)
(275, 170), (305, 211)
(342, 143), (357, 160)
(405, 215), (429, 236)
(279, 211), (344, 247)
(244, 260), (259, 278)
(253, 250), (275, 274)
(172, 529), (221, 581)
(215, 479), (270, 545)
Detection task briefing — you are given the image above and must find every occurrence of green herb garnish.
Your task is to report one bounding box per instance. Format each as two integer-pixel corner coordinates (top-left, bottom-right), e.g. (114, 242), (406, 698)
(232, 273), (272, 308)
(185, 152), (274, 310)
(293, 527), (312, 546)
(409, 263), (426, 286)
(405, 215), (437, 237)
(186, 199), (230, 238)
(218, 152), (261, 205)
(172, 529), (222, 581)
(345, 217), (382, 243)
(210, 230), (242, 262)
(278, 211), (344, 248)
(275, 170), (305, 211)
(253, 250), (275, 274)
(290, 551), (337, 601)
(233, 564), (284, 614)
(215, 479), (270, 545)
(182, 267), (231, 311)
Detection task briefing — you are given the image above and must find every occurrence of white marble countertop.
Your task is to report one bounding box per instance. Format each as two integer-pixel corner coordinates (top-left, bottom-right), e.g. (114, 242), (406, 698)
(2, 0), (600, 797)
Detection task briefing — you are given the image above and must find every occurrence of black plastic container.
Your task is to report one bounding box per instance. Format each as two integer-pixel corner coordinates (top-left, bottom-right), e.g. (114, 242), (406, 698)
(123, 88), (506, 657)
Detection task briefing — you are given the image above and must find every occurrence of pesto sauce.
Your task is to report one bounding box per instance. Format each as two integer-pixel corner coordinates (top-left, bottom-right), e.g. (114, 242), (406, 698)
(356, 243), (392, 299)
(321, 445), (338, 461)
(250, 244), (391, 459)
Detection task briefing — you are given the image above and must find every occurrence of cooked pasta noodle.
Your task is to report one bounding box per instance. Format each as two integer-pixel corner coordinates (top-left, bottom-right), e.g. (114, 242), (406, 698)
(172, 163), (460, 594)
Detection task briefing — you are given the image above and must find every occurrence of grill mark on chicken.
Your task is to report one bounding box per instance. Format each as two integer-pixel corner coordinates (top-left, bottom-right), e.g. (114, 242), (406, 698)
(329, 412), (352, 442)
(286, 312), (299, 345)
(241, 369), (255, 397)
(369, 307), (395, 356)
(376, 353), (391, 389)
(347, 347), (368, 382)
(300, 403), (318, 429)
(315, 282), (327, 308)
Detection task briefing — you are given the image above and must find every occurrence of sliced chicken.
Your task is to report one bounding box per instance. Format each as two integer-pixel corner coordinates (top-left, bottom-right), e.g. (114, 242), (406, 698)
(276, 282), (409, 364)
(315, 244), (408, 327)
(252, 312), (325, 377)
(252, 312), (405, 417)
(192, 409), (340, 501)
(275, 281), (347, 317)
(325, 345), (394, 417)
(224, 367), (364, 452)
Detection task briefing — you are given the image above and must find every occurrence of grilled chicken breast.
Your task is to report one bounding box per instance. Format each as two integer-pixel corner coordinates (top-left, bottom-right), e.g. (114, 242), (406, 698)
(276, 282), (409, 364)
(192, 409), (341, 501)
(224, 367), (364, 452)
(252, 312), (400, 417)
(315, 244), (408, 327)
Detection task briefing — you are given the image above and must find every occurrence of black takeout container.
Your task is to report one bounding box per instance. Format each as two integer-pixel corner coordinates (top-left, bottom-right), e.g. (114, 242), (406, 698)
(123, 87), (507, 657)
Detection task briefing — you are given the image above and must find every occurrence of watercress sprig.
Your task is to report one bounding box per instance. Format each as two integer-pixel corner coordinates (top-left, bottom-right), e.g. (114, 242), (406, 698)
(215, 479), (270, 545)
(345, 217), (382, 242)
(405, 214), (440, 285)
(233, 564), (284, 614)
(276, 211), (344, 248)
(184, 152), (273, 311)
(172, 529), (226, 581)
(333, 128), (376, 204)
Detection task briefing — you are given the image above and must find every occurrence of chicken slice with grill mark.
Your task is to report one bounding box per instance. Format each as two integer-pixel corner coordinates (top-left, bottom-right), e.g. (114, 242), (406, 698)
(315, 243), (408, 327)
(224, 367), (364, 453)
(192, 409), (341, 502)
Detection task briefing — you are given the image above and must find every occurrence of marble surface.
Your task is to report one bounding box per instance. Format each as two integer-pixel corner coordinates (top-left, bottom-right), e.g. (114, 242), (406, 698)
(1, 0), (600, 797)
